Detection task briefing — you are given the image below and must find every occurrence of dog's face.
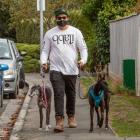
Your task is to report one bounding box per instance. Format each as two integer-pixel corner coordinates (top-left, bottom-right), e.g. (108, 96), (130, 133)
(94, 65), (103, 73)
(97, 72), (106, 81)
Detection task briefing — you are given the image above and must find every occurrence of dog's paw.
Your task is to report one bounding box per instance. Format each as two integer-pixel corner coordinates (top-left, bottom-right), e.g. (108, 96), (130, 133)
(45, 125), (51, 132)
(45, 128), (49, 132)
(105, 126), (109, 130)
(48, 124), (52, 129)
(38, 128), (43, 131)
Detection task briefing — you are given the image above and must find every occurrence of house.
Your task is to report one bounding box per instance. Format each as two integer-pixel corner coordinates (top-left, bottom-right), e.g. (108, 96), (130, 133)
(109, 13), (140, 96)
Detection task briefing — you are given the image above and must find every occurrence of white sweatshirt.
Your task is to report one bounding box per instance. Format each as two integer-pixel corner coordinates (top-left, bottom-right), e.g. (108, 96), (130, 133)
(40, 25), (88, 75)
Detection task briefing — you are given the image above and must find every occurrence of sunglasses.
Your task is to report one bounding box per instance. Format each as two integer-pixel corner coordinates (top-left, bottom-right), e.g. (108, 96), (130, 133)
(56, 16), (67, 20)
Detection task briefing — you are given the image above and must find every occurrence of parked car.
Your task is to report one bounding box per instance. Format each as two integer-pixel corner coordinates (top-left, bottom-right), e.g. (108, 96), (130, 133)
(0, 38), (26, 99)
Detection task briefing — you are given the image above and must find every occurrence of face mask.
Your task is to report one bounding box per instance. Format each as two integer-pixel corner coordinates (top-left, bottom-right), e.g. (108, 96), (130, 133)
(56, 19), (69, 27)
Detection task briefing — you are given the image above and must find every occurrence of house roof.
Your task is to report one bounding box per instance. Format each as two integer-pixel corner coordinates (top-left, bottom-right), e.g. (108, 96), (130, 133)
(110, 13), (139, 23)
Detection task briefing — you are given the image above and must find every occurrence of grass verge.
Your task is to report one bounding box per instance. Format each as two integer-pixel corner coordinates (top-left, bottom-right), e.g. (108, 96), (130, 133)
(110, 95), (140, 137)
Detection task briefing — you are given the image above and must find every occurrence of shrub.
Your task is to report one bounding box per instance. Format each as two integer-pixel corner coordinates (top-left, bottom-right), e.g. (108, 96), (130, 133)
(116, 84), (135, 95)
(24, 59), (40, 73)
(16, 43), (40, 73)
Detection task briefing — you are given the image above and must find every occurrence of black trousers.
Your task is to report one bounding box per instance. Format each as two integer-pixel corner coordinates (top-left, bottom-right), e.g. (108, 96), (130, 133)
(50, 70), (77, 117)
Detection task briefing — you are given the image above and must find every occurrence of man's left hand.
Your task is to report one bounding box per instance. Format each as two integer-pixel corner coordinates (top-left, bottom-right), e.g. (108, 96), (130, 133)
(78, 59), (85, 70)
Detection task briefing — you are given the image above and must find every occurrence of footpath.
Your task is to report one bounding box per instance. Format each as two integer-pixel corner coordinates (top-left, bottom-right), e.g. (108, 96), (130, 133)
(10, 73), (140, 140)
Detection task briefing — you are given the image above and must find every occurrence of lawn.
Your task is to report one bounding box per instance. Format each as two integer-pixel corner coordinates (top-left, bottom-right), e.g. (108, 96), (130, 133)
(110, 95), (140, 137)
(80, 76), (140, 137)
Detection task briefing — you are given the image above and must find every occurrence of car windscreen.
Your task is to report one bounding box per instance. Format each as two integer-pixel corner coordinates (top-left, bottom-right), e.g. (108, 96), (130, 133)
(0, 42), (12, 59)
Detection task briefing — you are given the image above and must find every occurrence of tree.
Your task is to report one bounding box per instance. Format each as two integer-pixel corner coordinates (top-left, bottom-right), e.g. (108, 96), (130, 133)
(82, 0), (104, 21)
(82, 0), (136, 70)
(134, 0), (140, 13)
(8, 0), (85, 43)
(0, 0), (15, 39)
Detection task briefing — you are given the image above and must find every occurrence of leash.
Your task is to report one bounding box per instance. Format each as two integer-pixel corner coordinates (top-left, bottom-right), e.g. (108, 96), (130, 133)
(40, 68), (48, 109)
(78, 65), (87, 100)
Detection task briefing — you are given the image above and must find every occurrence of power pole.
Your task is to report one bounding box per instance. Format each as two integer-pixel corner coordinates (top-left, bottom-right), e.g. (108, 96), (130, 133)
(37, 0), (45, 50)
(37, 0), (45, 73)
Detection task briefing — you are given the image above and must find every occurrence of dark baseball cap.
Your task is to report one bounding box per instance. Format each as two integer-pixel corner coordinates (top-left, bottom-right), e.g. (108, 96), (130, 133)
(54, 8), (68, 17)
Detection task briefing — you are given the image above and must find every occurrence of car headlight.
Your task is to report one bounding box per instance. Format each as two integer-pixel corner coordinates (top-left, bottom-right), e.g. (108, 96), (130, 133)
(4, 69), (16, 75)
(4, 63), (16, 75)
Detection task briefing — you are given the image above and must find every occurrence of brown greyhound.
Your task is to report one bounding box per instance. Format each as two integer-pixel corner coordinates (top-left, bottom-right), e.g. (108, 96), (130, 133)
(88, 74), (110, 132)
(29, 84), (52, 131)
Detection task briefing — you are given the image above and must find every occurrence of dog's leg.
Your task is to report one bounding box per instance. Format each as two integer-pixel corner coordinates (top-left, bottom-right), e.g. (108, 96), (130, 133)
(89, 97), (94, 132)
(105, 95), (110, 129)
(99, 102), (104, 128)
(39, 107), (43, 130)
(45, 108), (49, 132)
(90, 106), (94, 132)
(44, 87), (52, 132)
(105, 102), (109, 129)
(95, 107), (100, 127)
(48, 102), (52, 129)
(45, 103), (51, 131)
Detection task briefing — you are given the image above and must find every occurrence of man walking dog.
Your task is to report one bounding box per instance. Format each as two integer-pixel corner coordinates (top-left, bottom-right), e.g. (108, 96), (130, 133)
(40, 8), (88, 132)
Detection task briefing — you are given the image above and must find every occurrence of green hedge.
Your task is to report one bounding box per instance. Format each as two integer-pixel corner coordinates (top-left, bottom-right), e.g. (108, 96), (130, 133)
(16, 43), (40, 73)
